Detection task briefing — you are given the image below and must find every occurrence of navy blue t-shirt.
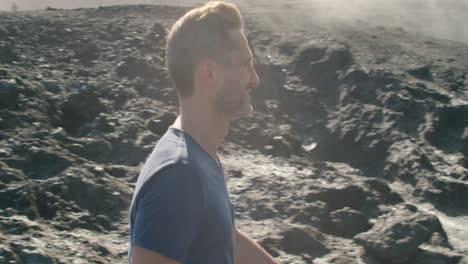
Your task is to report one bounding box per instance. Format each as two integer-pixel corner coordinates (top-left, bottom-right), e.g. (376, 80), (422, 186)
(128, 128), (235, 264)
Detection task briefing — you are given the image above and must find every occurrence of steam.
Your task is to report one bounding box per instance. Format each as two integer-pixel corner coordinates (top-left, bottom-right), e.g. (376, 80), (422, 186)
(1, 0), (467, 44)
(251, 0), (468, 44)
(303, 0), (468, 44)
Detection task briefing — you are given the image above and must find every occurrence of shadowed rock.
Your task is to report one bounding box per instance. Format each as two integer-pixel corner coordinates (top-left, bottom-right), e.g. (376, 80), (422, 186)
(417, 177), (468, 212)
(407, 65), (433, 81)
(425, 105), (468, 155)
(280, 226), (329, 258)
(60, 83), (106, 135)
(289, 201), (329, 228)
(0, 44), (18, 64)
(355, 208), (446, 263)
(115, 55), (161, 81)
(0, 79), (18, 109)
(4, 149), (71, 180)
(329, 207), (371, 237)
(306, 184), (367, 211)
(292, 43), (353, 106)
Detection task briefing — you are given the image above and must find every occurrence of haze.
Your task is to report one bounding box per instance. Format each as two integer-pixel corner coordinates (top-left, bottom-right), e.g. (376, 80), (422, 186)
(1, 0), (467, 44)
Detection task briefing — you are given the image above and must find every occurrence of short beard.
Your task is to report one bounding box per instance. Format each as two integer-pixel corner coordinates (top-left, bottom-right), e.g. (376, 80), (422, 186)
(214, 87), (244, 118)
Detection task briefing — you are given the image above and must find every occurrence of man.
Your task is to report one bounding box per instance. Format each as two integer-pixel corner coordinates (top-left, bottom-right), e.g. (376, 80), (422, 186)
(128, 1), (280, 264)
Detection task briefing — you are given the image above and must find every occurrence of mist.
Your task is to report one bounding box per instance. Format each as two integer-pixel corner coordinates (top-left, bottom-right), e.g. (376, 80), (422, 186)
(1, 0), (467, 44)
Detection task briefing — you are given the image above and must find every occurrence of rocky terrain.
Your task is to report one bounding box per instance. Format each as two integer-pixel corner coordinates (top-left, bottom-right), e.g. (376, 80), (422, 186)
(0, 3), (467, 264)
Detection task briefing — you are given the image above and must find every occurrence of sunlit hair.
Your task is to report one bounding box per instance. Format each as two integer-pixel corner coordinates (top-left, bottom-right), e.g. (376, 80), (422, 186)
(166, 1), (244, 97)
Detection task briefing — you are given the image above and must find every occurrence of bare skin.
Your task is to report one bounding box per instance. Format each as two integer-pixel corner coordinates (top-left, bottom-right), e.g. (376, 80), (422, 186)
(131, 29), (279, 264)
(131, 246), (180, 264)
(132, 227), (278, 264)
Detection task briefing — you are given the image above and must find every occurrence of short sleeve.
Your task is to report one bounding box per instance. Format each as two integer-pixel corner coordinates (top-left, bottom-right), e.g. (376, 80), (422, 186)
(230, 199), (236, 227)
(132, 164), (204, 262)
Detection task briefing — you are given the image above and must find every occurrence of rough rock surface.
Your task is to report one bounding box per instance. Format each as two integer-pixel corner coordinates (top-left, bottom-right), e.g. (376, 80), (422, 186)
(354, 205), (447, 263)
(0, 3), (467, 264)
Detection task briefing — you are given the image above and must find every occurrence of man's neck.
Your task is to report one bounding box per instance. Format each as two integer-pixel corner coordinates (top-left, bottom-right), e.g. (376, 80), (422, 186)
(171, 103), (230, 162)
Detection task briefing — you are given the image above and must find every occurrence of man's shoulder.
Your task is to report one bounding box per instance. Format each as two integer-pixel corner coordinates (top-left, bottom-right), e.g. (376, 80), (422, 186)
(138, 130), (189, 178)
(134, 128), (206, 190)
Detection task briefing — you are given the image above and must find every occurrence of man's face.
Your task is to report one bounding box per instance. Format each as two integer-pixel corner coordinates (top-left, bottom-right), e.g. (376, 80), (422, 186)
(213, 30), (259, 120)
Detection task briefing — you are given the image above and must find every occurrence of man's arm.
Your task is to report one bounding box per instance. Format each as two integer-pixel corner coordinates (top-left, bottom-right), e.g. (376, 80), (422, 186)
(131, 245), (180, 264)
(233, 227), (280, 264)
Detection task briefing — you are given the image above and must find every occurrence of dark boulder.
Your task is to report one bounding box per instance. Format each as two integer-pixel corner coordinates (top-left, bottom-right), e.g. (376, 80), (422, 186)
(436, 67), (466, 91)
(0, 68), (10, 79)
(407, 65), (433, 81)
(109, 138), (150, 166)
(251, 64), (283, 112)
(104, 23), (125, 41)
(11, 244), (56, 264)
(425, 105), (468, 154)
(288, 200), (329, 228)
(0, 79), (18, 109)
(0, 43), (18, 64)
(363, 178), (404, 205)
(355, 209), (445, 263)
(60, 83), (106, 135)
(104, 165), (139, 180)
(329, 207), (371, 237)
(75, 41), (100, 62)
(293, 43), (353, 104)
(60, 173), (129, 218)
(264, 134), (304, 157)
(136, 130), (160, 147)
(146, 22), (166, 41)
(0, 161), (25, 183)
(146, 111), (177, 136)
(311, 104), (391, 169)
(115, 55), (161, 81)
(418, 177), (468, 211)
(280, 225), (329, 258)
(258, 236), (282, 258)
(249, 203), (277, 220)
(384, 140), (435, 183)
(306, 184), (367, 211)
(17, 149), (71, 180)
(41, 80), (61, 94)
(79, 140), (113, 164)
(409, 247), (463, 264)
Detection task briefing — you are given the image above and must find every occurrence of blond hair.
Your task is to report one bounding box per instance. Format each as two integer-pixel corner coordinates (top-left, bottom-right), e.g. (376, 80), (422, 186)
(166, 1), (244, 97)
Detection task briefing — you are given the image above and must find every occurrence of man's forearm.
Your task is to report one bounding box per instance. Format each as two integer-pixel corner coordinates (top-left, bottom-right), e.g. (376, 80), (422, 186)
(233, 230), (279, 264)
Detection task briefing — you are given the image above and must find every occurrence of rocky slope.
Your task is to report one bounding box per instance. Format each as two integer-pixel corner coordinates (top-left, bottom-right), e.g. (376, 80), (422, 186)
(0, 4), (467, 264)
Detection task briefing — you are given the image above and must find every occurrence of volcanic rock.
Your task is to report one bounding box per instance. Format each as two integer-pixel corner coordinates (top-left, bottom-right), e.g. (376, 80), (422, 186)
(417, 177), (468, 211)
(41, 79), (61, 94)
(354, 207), (445, 263)
(0, 79), (18, 109)
(329, 207), (371, 237)
(407, 65), (433, 81)
(289, 200), (329, 228)
(115, 55), (160, 81)
(306, 184), (367, 211)
(18, 149), (71, 180)
(0, 3), (466, 263)
(293, 43), (353, 105)
(0, 43), (18, 64)
(60, 82), (106, 135)
(279, 225), (329, 258)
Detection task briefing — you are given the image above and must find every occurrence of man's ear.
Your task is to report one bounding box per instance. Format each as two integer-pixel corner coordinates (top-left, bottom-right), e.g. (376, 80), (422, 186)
(195, 58), (218, 94)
